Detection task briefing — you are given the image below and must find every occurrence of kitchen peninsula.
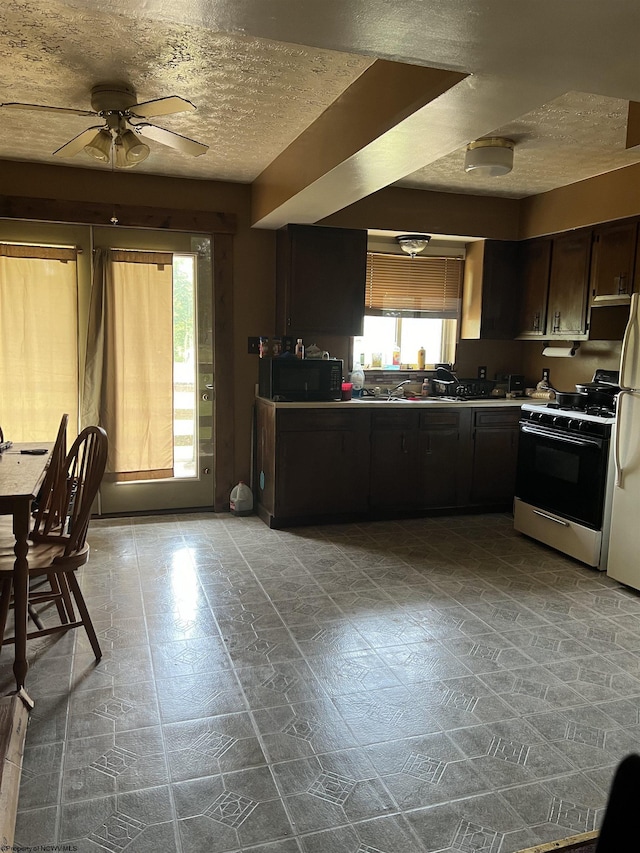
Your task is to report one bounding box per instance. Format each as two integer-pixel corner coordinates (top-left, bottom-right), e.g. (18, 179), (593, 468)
(255, 396), (536, 528)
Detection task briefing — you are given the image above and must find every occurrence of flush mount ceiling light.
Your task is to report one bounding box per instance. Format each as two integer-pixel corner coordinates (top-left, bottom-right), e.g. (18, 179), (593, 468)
(464, 137), (514, 177)
(396, 234), (431, 258)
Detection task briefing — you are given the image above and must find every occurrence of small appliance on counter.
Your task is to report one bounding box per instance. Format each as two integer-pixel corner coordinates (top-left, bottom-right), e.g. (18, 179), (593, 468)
(259, 356), (343, 401)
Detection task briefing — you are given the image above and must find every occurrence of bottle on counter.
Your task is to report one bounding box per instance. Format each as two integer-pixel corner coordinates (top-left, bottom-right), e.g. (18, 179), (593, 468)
(392, 343), (401, 367)
(349, 365), (365, 398)
(418, 346), (426, 370)
(421, 378), (431, 397)
(294, 338), (304, 359)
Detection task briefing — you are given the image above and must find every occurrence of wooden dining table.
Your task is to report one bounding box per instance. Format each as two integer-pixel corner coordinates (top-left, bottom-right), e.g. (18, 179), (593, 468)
(0, 442), (52, 705)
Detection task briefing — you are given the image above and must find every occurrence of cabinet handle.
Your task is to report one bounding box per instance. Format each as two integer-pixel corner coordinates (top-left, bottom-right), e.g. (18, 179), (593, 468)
(533, 312), (540, 332)
(618, 274), (628, 295)
(425, 433), (431, 454)
(552, 311), (561, 333)
(401, 433), (407, 453)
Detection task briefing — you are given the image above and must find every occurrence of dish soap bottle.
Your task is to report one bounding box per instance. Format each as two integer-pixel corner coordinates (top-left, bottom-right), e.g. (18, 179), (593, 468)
(418, 346), (426, 370)
(392, 343), (401, 367)
(295, 338), (304, 359)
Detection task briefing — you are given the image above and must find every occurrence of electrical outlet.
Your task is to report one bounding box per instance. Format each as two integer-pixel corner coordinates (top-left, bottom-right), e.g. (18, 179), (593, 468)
(542, 368), (551, 383)
(478, 365), (487, 379)
(248, 336), (260, 355)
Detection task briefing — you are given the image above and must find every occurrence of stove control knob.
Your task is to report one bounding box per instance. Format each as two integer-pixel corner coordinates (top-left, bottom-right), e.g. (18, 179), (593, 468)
(566, 419), (574, 430)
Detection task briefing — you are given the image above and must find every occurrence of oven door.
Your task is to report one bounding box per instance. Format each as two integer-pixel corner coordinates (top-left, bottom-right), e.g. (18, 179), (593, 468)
(515, 421), (609, 529)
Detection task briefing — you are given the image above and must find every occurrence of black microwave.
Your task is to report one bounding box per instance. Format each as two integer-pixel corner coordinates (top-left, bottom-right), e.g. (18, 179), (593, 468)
(259, 357), (343, 401)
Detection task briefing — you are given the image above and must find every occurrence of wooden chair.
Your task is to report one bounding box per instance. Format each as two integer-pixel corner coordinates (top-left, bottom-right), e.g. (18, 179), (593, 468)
(30, 413), (69, 538)
(0, 425), (108, 660)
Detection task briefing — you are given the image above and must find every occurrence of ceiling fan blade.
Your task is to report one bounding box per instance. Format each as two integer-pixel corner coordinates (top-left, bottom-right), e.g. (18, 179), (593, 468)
(0, 101), (97, 117)
(128, 96), (196, 118)
(52, 126), (107, 157)
(134, 123), (208, 156)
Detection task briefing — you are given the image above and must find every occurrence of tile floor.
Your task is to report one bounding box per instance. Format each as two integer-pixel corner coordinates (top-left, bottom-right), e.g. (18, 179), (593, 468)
(2, 511), (639, 853)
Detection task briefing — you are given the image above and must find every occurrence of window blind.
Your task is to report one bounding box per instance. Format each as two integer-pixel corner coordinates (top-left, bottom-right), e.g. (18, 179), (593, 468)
(366, 252), (463, 318)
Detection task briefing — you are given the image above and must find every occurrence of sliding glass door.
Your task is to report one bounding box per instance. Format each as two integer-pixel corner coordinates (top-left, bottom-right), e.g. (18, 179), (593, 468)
(92, 227), (214, 514)
(0, 220), (215, 515)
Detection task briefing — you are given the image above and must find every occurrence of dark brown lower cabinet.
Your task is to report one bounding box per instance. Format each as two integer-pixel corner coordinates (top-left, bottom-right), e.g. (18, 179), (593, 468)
(419, 410), (464, 508)
(255, 400), (522, 527)
(468, 408), (520, 506)
(370, 411), (421, 510)
(255, 402), (371, 525)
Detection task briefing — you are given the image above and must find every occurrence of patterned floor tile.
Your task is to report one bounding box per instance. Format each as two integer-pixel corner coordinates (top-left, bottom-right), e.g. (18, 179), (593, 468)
(10, 511), (640, 851)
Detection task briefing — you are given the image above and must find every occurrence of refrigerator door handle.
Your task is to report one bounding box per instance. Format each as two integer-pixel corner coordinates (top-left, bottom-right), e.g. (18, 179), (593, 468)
(614, 390), (632, 488)
(620, 293), (639, 389)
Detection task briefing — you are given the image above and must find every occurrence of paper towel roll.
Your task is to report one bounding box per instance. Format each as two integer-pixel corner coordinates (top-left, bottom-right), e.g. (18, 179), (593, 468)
(542, 346), (576, 357)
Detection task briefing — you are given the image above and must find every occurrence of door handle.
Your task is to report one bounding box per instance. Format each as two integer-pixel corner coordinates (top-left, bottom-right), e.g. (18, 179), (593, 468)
(533, 509), (569, 527)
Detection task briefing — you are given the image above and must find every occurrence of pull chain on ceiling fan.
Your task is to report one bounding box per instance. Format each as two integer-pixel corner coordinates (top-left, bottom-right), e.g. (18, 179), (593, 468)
(0, 83), (209, 168)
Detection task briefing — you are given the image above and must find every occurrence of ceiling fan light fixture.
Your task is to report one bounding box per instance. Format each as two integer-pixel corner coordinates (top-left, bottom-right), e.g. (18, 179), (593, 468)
(464, 137), (514, 176)
(84, 129), (112, 162)
(119, 128), (150, 165)
(396, 234), (431, 258)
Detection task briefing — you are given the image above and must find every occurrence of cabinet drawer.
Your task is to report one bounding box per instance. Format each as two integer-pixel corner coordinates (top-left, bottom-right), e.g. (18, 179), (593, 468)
(277, 409), (370, 432)
(372, 410), (419, 430)
(419, 410), (460, 429)
(473, 408), (521, 428)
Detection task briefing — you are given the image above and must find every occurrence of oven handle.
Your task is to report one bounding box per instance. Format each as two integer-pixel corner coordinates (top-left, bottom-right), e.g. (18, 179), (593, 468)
(520, 422), (602, 448)
(533, 509), (570, 527)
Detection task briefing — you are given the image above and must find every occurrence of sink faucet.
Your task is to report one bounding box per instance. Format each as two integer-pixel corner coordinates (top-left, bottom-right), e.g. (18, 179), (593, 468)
(387, 380), (412, 398)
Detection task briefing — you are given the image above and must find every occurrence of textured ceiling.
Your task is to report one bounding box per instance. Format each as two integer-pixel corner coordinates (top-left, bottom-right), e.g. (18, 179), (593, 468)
(0, 0), (373, 182)
(397, 91), (639, 199)
(1, 0), (640, 222)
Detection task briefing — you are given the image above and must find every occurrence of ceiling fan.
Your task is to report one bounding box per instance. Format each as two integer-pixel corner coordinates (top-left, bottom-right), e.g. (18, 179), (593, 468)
(0, 83), (209, 168)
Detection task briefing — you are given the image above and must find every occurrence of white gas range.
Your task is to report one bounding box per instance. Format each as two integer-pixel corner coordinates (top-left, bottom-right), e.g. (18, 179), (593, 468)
(513, 400), (616, 570)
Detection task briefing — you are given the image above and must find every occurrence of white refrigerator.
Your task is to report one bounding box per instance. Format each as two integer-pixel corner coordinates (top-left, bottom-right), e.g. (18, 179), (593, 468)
(607, 292), (640, 588)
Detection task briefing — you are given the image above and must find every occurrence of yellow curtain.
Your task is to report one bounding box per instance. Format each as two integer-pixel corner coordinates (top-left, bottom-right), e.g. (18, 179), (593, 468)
(0, 251), (78, 441)
(83, 248), (174, 480)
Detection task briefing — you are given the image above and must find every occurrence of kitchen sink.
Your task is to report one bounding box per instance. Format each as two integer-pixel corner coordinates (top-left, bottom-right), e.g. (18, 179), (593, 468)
(351, 396), (437, 403)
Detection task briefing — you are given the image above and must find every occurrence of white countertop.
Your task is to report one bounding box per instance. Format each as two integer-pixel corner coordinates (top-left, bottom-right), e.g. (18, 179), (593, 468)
(257, 396), (545, 409)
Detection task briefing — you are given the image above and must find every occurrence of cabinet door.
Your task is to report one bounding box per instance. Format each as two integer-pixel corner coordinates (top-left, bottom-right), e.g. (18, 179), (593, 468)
(516, 238), (551, 338)
(273, 410), (370, 520)
(370, 411), (421, 509)
(276, 429), (369, 517)
(469, 410), (520, 506)
(277, 224), (367, 336)
(546, 230), (592, 338)
(461, 240), (519, 339)
(590, 219), (638, 305)
(419, 410), (463, 508)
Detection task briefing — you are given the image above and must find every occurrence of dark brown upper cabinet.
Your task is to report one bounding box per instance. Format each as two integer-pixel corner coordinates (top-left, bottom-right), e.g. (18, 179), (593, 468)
(460, 240), (519, 339)
(545, 229), (592, 339)
(276, 223), (367, 336)
(590, 219), (638, 306)
(515, 238), (552, 339)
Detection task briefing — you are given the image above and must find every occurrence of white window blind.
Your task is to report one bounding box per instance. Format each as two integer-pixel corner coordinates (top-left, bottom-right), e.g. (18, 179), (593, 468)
(366, 252), (463, 318)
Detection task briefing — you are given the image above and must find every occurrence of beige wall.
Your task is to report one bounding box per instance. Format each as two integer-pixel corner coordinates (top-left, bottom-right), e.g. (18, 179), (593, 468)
(322, 185), (522, 240)
(519, 162), (640, 238)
